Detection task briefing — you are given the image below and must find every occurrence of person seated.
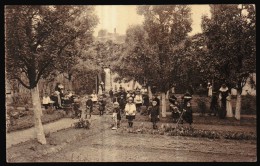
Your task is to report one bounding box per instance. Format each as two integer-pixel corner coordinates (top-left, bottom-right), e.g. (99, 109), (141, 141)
(42, 92), (51, 110)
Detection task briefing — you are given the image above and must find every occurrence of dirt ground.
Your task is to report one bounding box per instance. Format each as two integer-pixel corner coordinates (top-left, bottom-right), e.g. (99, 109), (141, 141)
(6, 114), (256, 162)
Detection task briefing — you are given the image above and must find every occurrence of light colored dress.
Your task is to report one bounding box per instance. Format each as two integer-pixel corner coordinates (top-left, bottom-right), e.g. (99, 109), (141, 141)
(226, 94), (233, 117)
(208, 85), (212, 97)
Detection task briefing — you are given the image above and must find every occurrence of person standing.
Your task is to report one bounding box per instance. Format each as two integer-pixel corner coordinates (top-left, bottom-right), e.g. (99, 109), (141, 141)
(226, 92), (233, 117)
(112, 102), (121, 129)
(109, 88), (114, 103)
(119, 94), (126, 115)
(183, 102), (193, 127)
(91, 90), (98, 105)
(209, 92), (218, 116)
(98, 96), (106, 116)
(86, 95), (93, 119)
(149, 100), (160, 129)
(142, 91), (150, 115)
(125, 97), (136, 128)
(207, 83), (213, 97)
(152, 94), (160, 107)
(219, 84), (229, 119)
(134, 89), (143, 113)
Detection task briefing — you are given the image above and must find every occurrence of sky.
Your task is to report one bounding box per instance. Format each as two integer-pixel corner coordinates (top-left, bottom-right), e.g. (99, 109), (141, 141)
(94, 5), (211, 37)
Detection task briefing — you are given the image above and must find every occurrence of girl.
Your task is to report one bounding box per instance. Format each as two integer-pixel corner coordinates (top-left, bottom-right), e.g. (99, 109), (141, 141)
(86, 95), (93, 119)
(112, 102), (121, 129)
(149, 100), (160, 129)
(125, 97), (136, 128)
(98, 96), (106, 116)
(42, 92), (51, 110)
(134, 90), (143, 113)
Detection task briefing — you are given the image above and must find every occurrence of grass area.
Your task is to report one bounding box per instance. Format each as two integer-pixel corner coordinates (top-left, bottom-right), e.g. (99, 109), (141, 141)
(8, 110), (64, 133)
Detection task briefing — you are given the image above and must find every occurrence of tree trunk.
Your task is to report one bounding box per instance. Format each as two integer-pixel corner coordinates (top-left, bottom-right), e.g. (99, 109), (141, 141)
(161, 93), (166, 118)
(30, 85), (46, 144)
(148, 86), (152, 99)
(235, 93), (241, 120)
(132, 79), (136, 90)
(68, 79), (73, 91)
(166, 90), (169, 99)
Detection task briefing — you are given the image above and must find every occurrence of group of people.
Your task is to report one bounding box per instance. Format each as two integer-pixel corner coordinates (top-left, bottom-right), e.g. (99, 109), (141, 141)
(209, 83), (233, 119)
(108, 87), (162, 129)
(42, 83), (77, 110)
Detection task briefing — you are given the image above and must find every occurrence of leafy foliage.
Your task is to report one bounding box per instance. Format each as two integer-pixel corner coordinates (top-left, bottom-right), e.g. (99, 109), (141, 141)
(5, 5), (98, 89)
(201, 4), (256, 92)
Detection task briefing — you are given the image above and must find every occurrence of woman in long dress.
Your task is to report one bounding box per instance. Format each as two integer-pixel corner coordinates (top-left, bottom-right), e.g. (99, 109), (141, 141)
(226, 93), (233, 117)
(207, 83), (212, 97)
(219, 84), (229, 119)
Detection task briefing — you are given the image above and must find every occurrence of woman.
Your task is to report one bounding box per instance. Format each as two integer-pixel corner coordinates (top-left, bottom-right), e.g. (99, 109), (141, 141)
(219, 84), (229, 119)
(125, 97), (136, 128)
(207, 82), (213, 97)
(226, 92), (233, 117)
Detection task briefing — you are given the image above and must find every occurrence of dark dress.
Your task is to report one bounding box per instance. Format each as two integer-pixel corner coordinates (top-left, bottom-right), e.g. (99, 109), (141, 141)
(153, 97), (160, 107)
(142, 94), (150, 107)
(119, 98), (126, 111)
(86, 99), (93, 112)
(150, 105), (160, 123)
(219, 90), (228, 118)
(183, 106), (193, 125)
(210, 95), (218, 114)
(98, 100), (106, 115)
(169, 94), (177, 104)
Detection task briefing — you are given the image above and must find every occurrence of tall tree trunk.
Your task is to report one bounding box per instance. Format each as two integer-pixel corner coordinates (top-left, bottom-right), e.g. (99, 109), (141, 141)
(166, 90), (169, 99)
(148, 86), (152, 99)
(235, 92), (242, 120)
(161, 93), (166, 118)
(132, 79), (136, 90)
(30, 85), (46, 144)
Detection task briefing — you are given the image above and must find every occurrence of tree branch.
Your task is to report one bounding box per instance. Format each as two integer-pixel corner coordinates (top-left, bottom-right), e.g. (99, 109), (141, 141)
(14, 76), (31, 89)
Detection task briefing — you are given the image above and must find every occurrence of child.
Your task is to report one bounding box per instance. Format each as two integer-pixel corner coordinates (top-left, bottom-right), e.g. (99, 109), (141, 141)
(112, 102), (121, 129)
(98, 96), (106, 116)
(149, 100), (160, 129)
(118, 95), (126, 115)
(86, 95), (93, 119)
(42, 92), (51, 110)
(125, 97), (136, 128)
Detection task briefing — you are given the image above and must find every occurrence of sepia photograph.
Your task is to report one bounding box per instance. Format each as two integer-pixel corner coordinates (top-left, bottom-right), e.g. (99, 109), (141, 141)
(5, 4), (256, 162)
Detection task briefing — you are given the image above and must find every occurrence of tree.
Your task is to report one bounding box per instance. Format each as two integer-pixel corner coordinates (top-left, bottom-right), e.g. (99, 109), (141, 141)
(5, 5), (98, 144)
(136, 5), (192, 117)
(201, 4), (256, 120)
